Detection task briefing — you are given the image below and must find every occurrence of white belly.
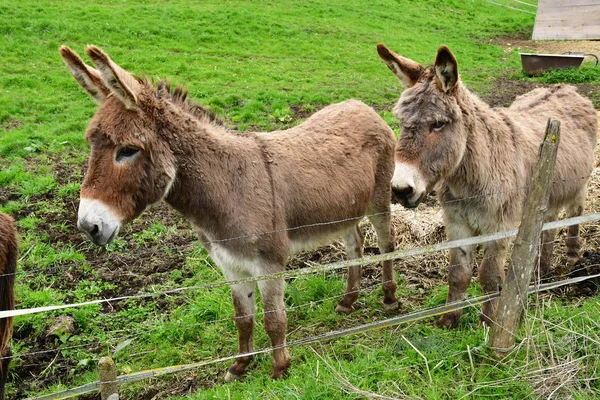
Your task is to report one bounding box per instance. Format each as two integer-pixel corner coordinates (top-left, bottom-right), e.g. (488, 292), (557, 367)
(208, 243), (263, 280)
(206, 227), (353, 279)
(289, 230), (348, 255)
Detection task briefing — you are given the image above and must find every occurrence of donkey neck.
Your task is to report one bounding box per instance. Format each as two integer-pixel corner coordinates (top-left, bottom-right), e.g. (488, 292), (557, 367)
(159, 104), (266, 236)
(443, 85), (530, 201)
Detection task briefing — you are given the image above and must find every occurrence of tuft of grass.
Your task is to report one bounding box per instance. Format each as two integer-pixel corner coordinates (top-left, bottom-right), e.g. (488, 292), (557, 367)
(57, 182), (80, 198)
(514, 63), (600, 84)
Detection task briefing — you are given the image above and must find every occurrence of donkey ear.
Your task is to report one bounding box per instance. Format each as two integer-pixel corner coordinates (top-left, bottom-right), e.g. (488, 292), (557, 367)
(434, 46), (459, 94)
(86, 45), (141, 110)
(59, 46), (110, 104)
(376, 43), (425, 88)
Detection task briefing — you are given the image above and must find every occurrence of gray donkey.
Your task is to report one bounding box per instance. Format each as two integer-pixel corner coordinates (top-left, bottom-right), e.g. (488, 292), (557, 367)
(377, 43), (597, 328)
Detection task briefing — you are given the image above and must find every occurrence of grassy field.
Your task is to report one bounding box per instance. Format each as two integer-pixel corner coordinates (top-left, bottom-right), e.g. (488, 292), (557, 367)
(2, 0), (600, 399)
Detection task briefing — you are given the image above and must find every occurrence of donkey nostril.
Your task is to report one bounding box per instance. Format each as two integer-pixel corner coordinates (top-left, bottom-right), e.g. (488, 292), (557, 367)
(90, 224), (99, 236)
(393, 186), (414, 197)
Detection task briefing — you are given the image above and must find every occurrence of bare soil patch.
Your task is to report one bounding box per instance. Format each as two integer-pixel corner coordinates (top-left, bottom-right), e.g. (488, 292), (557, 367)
(1, 119), (23, 132)
(482, 78), (600, 109)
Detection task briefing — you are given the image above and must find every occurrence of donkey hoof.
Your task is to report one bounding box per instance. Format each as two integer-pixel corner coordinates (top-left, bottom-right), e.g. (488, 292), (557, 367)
(382, 300), (399, 312)
(224, 364), (246, 383)
(435, 313), (459, 329)
(335, 301), (365, 314)
(224, 370), (243, 383)
(271, 365), (290, 380)
(567, 255), (579, 267)
(271, 371), (287, 380)
(335, 303), (354, 314)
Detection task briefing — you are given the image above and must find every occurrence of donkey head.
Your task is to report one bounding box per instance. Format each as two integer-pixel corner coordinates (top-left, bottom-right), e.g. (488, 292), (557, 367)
(60, 46), (176, 246)
(377, 44), (467, 208)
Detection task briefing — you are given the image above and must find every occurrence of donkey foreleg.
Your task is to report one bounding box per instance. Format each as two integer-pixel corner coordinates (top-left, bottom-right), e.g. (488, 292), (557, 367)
(478, 239), (507, 327)
(0, 346), (11, 400)
(436, 219), (475, 328)
(336, 225), (364, 314)
(436, 243), (475, 329)
(538, 228), (557, 279)
(224, 281), (256, 382)
(258, 278), (290, 379)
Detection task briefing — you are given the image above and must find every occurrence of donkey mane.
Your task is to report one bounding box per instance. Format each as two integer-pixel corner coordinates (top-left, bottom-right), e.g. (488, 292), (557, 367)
(154, 80), (222, 125)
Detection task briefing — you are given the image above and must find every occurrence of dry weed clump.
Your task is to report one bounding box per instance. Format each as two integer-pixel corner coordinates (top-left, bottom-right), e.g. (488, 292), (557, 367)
(463, 305), (600, 400)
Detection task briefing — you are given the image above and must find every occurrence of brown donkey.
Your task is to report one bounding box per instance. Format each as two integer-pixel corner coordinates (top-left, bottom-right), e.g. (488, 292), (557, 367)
(0, 212), (16, 399)
(60, 45), (399, 379)
(377, 44), (597, 328)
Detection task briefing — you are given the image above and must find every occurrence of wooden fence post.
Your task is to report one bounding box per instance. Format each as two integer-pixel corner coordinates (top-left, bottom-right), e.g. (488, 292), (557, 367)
(489, 119), (561, 358)
(99, 356), (118, 400)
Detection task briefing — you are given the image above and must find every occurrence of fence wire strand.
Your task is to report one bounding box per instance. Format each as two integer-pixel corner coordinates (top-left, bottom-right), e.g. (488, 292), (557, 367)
(484, 0), (537, 14)
(513, 0), (536, 8)
(10, 258), (600, 365)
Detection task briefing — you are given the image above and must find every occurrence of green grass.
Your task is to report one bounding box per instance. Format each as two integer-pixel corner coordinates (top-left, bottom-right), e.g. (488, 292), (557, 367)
(516, 63), (600, 84)
(4, 0), (600, 399)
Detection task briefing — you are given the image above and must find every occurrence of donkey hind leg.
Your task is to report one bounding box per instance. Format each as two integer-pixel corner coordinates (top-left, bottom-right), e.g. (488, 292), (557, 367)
(436, 224), (475, 329)
(335, 225), (364, 314)
(565, 192), (585, 268)
(224, 281), (257, 382)
(479, 239), (508, 327)
(258, 278), (290, 379)
(368, 211), (398, 311)
(537, 210), (559, 280)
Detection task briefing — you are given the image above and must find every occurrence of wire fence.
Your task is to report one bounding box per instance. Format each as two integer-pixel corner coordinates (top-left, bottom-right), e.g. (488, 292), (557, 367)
(15, 255), (600, 399)
(9, 228), (599, 376)
(5, 212), (599, 321)
(27, 271), (600, 400)
(11, 211), (600, 381)
(8, 257), (600, 373)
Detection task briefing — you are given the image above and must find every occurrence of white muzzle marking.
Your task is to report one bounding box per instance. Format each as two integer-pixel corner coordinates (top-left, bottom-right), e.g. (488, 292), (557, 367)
(391, 162), (427, 205)
(77, 198), (122, 246)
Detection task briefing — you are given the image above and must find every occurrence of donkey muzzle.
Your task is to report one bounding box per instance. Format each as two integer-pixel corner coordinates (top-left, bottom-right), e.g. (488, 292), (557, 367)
(77, 198), (121, 246)
(392, 186), (423, 208)
(391, 162), (427, 209)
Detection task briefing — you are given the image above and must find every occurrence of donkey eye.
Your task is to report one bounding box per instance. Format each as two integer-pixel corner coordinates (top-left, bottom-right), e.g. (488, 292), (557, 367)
(430, 121), (446, 132)
(116, 146), (140, 162)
